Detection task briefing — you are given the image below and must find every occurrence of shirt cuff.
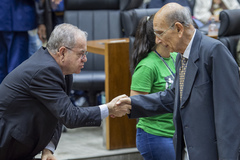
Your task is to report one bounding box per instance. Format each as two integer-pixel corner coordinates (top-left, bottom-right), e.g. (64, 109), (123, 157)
(99, 104), (109, 119)
(45, 141), (55, 154)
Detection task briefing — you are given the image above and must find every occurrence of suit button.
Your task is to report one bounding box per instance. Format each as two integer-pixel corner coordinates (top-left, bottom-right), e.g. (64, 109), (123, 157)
(181, 105), (184, 109)
(184, 125), (188, 128)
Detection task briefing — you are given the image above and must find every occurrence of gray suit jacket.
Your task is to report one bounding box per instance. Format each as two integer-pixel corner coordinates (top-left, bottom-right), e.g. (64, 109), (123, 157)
(0, 47), (101, 159)
(129, 30), (240, 160)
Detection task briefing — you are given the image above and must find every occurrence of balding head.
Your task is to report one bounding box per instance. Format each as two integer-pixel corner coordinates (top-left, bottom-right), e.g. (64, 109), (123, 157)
(154, 3), (193, 27)
(153, 3), (195, 54)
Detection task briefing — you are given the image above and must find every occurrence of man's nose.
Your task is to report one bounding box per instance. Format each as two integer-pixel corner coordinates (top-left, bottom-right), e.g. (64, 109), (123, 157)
(81, 56), (87, 62)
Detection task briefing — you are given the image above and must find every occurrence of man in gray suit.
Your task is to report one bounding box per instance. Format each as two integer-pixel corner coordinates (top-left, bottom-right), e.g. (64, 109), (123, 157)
(117, 3), (240, 160)
(0, 23), (130, 160)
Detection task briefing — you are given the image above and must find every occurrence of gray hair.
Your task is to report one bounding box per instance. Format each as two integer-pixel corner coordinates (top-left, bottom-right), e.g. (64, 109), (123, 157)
(46, 23), (88, 53)
(166, 6), (193, 27)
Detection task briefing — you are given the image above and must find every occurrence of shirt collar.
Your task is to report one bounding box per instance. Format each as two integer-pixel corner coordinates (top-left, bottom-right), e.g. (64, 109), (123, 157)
(183, 29), (196, 59)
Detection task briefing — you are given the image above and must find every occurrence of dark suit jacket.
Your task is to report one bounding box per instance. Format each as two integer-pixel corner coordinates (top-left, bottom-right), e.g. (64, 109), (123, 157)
(129, 30), (240, 159)
(0, 47), (101, 159)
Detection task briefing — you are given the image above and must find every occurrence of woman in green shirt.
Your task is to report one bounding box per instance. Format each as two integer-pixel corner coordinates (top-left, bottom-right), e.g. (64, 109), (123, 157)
(130, 14), (177, 160)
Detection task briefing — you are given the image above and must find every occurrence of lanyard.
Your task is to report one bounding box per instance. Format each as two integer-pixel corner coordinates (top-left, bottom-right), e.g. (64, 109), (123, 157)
(155, 50), (175, 78)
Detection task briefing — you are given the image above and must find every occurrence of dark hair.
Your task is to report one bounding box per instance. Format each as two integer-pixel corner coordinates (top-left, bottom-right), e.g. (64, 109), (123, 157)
(131, 14), (156, 73)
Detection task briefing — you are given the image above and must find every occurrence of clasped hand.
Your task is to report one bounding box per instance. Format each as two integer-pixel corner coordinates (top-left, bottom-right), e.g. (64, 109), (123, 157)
(107, 94), (132, 117)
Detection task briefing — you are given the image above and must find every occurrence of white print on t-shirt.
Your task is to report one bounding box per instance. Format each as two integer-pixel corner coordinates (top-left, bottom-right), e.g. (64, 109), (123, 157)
(165, 75), (174, 89)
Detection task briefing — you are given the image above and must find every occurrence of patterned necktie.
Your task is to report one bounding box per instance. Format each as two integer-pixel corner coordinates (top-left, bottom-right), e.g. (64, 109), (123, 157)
(179, 56), (188, 101)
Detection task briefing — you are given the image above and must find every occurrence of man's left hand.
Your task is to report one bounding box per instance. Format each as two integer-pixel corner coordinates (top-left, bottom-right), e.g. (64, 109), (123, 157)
(41, 149), (56, 160)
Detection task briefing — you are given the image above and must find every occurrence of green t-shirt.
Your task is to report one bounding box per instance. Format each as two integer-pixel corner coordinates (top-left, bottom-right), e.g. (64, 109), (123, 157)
(131, 51), (178, 137)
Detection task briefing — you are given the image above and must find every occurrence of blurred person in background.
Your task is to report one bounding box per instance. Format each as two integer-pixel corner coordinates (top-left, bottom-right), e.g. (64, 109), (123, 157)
(37, 0), (64, 41)
(0, 0), (46, 83)
(28, 0), (64, 57)
(194, 0), (240, 24)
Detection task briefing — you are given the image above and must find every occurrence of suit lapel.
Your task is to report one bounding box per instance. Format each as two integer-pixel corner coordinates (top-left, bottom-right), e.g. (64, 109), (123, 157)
(180, 30), (201, 106)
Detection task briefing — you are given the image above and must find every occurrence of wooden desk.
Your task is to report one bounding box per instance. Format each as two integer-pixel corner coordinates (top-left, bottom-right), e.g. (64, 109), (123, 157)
(87, 38), (137, 150)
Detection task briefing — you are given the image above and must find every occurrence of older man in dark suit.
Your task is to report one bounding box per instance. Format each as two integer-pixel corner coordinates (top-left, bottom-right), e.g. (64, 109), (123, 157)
(0, 23), (130, 160)
(117, 3), (240, 160)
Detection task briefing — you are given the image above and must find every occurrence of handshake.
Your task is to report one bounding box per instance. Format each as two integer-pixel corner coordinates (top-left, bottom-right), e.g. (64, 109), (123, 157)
(106, 94), (132, 118)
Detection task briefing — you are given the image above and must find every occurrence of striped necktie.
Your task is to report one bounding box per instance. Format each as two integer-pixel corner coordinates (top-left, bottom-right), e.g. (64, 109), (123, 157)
(179, 56), (188, 101)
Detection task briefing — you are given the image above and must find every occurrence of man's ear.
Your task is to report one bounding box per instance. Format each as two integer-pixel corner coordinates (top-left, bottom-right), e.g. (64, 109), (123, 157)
(58, 46), (66, 56)
(175, 22), (184, 37)
(58, 46), (66, 62)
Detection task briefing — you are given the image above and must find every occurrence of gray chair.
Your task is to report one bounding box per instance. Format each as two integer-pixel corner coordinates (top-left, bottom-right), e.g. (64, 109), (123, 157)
(64, 0), (143, 105)
(218, 9), (240, 60)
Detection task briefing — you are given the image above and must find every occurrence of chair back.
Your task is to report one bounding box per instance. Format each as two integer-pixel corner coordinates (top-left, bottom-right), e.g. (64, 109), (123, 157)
(218, 9), (240, 59)
(64, 0), (143, 104)
(121, 8), (159, 74)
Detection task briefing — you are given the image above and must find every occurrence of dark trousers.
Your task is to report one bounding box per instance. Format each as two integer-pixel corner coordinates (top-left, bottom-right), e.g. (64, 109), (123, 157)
(0, 31), (29, 83)
(0, 137), (35, 160)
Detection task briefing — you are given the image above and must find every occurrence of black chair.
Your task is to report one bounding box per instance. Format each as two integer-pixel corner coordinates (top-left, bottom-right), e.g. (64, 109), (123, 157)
(121, 8), (159, 74)
(64, 0), (143, 105)
(218, 9), (240, 60)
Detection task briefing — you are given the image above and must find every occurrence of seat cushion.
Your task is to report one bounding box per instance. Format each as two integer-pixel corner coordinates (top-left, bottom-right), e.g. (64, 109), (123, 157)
(72, 71), (105, 91)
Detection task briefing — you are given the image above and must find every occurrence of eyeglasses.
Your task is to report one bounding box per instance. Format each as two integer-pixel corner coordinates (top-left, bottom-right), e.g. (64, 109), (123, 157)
(65, 46), (88, 59)
(154, 22), (176, 39)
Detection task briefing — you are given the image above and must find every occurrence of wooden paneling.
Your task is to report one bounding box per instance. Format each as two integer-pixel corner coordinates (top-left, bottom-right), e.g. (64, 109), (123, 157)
(87, 38), (137, 150)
